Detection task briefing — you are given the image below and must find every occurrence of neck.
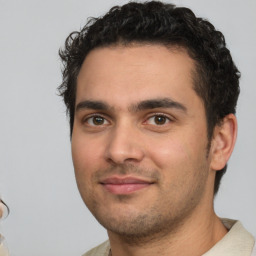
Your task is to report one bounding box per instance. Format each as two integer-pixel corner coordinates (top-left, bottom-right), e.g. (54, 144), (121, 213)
(108, 203), (227, 256)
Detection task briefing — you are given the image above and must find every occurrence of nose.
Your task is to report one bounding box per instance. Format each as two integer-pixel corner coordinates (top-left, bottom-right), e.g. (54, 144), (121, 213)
(104, 123), (145, 165)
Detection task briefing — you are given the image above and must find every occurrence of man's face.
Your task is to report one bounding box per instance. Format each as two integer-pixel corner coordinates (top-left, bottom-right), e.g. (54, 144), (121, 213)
(72, 45), (215, 239)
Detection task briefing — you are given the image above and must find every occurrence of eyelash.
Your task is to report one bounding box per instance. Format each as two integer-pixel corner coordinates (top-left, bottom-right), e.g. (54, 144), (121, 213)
(145, 113), (173, 126)
(83, 114), (110, 126)
(83, 112), (173, 127)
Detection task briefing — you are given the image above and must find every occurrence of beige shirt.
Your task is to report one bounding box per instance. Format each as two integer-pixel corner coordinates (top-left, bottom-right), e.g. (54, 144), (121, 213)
(83, 219), (255, 256)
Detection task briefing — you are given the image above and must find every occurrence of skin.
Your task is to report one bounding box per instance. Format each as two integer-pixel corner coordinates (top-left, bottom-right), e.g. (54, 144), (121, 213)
(72, 45), (237, 256)
(0, 200), (7, 219)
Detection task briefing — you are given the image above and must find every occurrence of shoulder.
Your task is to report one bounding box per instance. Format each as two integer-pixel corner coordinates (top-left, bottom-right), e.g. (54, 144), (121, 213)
(203, 218), (255, 256)
(82, 240), (110, 256)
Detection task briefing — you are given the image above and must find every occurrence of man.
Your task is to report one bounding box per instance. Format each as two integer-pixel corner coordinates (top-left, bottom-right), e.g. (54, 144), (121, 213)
(58, 1), (255, 255)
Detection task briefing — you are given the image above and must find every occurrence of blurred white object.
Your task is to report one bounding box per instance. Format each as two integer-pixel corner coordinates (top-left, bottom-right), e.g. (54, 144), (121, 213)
(0, 235), (9, 256)
(0, 200), (9, 256)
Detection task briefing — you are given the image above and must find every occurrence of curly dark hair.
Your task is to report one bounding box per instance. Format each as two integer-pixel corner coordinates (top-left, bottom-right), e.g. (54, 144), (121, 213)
(58, 1), (240, 195)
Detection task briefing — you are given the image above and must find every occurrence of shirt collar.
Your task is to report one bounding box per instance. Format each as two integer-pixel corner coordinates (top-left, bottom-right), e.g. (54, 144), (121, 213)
(202, 218), (255, 256)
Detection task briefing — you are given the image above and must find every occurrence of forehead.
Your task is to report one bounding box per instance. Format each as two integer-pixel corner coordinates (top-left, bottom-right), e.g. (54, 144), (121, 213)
(76, 44), (200, 109)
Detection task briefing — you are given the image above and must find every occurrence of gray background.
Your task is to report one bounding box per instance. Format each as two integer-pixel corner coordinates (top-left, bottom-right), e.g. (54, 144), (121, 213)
(0, 0), (255, 255)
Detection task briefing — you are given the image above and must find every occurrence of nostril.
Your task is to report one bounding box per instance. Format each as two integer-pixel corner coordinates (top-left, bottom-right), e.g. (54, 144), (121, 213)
(104, 126), (145, 164)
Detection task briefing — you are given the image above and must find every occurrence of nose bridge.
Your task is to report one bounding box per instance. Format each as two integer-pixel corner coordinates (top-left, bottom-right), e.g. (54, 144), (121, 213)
(105, 120), (144, 164)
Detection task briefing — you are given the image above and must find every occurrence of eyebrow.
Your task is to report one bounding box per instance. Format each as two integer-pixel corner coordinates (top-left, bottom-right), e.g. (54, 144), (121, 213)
(76, 100), (110, 112)
(75, 98), (187, 113)
(130, 98), (187, 113)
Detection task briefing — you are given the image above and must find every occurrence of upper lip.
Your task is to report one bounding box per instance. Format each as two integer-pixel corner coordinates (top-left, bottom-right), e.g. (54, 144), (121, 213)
(100, 176), (154, 185)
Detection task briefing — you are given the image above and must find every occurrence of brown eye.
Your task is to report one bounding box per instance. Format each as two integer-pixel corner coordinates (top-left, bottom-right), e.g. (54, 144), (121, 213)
(86, 116), (109, 126)
(146, 114), (171, 126)
(93, 116), (104, 125)
(154, 116), (167, 125)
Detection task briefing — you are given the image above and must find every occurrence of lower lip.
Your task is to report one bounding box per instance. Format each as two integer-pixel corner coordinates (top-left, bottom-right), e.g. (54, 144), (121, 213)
(102, 183), (151, 194)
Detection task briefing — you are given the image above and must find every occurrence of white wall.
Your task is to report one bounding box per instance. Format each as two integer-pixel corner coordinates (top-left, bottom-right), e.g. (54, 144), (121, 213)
(0, 0), (255, 255)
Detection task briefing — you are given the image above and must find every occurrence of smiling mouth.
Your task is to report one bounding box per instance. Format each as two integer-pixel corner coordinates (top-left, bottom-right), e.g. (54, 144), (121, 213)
(100, 177), (154, 195)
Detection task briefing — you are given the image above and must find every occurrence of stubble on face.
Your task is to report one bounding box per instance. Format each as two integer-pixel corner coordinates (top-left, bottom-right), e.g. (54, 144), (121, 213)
(72, 45), (213, 246)
(77, 158), (209, 245)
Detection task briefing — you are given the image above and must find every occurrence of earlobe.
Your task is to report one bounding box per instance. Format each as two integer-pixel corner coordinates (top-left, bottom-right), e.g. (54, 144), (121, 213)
(210, 114), (237, 171)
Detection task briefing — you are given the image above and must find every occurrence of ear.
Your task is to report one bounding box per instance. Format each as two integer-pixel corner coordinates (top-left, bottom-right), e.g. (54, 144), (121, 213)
(210, 114), (237, 171)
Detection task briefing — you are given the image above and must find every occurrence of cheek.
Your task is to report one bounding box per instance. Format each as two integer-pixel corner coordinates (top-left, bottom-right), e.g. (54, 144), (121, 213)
(147, 135), (192, 170)
(71, 136), (104, 206)
(148, 125), (208, 167)
(146, 133), (209, 189)
(71, 135), (104, 178)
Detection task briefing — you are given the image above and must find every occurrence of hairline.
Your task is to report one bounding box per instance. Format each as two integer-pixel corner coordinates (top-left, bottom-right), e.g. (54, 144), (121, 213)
(73, 41), (213, 138)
